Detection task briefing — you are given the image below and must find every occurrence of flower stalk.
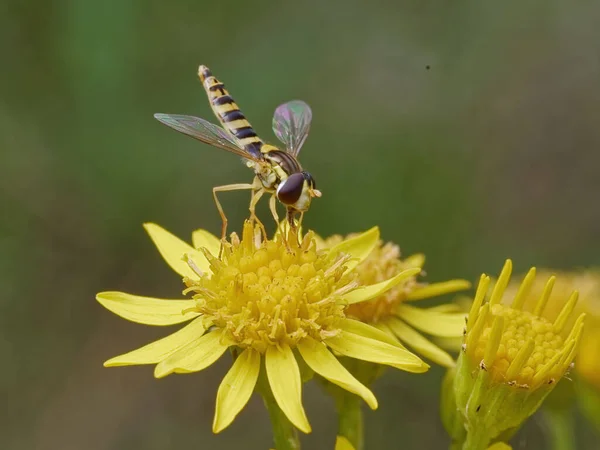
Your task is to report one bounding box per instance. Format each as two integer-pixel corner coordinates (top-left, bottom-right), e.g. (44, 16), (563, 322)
(462, 427), (493, 450)
(336, 390), (364, 450)
(260, 382), (301, 450)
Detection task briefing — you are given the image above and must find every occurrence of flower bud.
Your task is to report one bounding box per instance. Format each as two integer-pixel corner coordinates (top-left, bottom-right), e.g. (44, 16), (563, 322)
(453, 260), (585, 449)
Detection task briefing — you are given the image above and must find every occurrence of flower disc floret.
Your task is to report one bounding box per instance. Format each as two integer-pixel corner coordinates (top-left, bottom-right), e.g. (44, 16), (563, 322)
(185, 224), (354, 353)
(469, 304), (566, 386)
(503, 268), (600, 389)
(463, 261), (584, 389)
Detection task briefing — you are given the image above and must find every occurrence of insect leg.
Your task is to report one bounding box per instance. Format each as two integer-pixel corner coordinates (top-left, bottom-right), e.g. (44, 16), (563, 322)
(248, 188), (267, 239)
(297, 212), (305, 230)
(213, 182), (255, 245)
(286, 208), (298, 231)
(268, 193), (281, 229)
(286, 208), (301, 247)
(269, 194), (287, 248)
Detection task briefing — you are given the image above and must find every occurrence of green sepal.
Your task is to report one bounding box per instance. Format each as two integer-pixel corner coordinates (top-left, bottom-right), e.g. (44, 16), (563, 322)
(440, 367), (467, 448)
(453, 352), (555, 449)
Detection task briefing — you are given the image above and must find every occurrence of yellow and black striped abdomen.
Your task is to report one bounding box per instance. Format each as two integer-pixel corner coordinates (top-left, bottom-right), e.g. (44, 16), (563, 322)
(198, 65), (263, 156)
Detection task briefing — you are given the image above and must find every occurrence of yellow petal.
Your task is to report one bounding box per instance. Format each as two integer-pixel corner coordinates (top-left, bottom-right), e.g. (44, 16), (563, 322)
(329, 226), (379, 271)
(342, 268), (421, 305)
(337, 318), (401, 347)
(335, 436), (356, 450)
(96, 291), (199, 326)
(426, 304), (464, 313)
(404, 253), (425, 268)
(432, 335), (463, 352)
(104, 316), (206, 367)
(191, 228), (221, 257)
(154, 329), (230, 378)
(213, 348), (261, 433)
(406, 279), (472, 301)
(297, 337), (377, 410)
(265, 345), (311, 433)
(143, 222), (209, 278)
(326, 329), (428, 373)
(386, 318), (455, 368)
(372, 322), (407, 348)
(396, 304), (466, 338)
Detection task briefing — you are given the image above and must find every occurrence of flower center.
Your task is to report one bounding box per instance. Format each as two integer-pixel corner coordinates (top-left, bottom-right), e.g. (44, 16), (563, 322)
(344, 241), (419, 323)
(469, 304), (566, 386)
(184, 222), (356, 353)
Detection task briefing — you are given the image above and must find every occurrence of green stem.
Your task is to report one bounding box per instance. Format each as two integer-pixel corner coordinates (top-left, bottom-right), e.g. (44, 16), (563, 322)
(336, 391), (364, 450)
(544, 409), (576, 450)
(462, 427), (491, 450)
(260, 388), (300, 450)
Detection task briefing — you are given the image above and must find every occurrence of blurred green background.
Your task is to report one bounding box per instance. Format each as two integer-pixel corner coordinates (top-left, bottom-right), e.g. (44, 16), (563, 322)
(2, 0), (599, 449)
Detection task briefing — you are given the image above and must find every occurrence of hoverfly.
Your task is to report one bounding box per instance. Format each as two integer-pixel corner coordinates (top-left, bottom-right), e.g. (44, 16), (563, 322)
(154, 65), (321, 241)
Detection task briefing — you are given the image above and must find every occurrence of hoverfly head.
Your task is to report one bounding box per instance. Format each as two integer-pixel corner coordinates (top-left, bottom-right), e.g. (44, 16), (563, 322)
(276, 171), (321, 212)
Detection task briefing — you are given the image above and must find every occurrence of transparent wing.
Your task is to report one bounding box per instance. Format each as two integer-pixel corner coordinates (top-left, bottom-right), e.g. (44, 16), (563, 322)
(272, 100), (312, 157)
(154, 113), (261, 162)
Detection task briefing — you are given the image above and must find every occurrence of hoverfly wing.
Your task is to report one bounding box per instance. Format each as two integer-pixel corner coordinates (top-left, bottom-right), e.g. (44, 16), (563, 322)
(272, 100), (312, 157)
(154, 113), (261, 162)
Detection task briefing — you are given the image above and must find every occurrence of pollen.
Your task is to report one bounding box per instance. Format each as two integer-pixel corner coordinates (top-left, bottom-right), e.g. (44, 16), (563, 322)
(183, 221), (357, 353)
(338, 240), (420, 323)
(464, 261), (585, 389)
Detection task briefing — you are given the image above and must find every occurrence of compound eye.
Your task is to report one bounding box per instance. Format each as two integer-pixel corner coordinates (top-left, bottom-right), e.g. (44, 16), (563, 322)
(302, 171), (316, 189)
(277, 173), (305, 205)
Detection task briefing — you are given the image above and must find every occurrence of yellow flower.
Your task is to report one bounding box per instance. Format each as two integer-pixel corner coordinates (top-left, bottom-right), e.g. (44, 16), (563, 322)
(452, 260), (585, 449)
(318, 235), (471, 367)
(97, 221), (428, 434)
(502, 269), (600, 389)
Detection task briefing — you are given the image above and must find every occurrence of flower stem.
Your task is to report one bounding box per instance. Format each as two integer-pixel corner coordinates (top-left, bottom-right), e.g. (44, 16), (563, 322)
(462, 427), (491, 450)
(260, 387), (300, 450)
(336, 391), (364, 450)
(544, 409), (576, 450)
(254, 360), (300, 450)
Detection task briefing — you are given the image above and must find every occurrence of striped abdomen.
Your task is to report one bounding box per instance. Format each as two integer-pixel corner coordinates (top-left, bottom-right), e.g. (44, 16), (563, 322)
(199, 65), (263, 157)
